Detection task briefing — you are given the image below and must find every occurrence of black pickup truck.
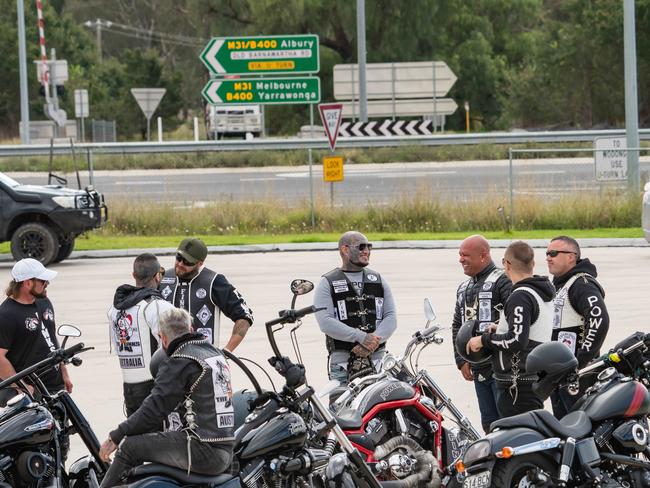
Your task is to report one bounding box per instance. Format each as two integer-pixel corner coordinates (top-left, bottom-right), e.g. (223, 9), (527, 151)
(0, 172), (107, 265)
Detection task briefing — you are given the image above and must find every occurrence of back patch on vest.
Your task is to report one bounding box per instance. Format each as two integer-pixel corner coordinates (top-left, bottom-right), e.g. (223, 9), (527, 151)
(204, 355), (234, 429)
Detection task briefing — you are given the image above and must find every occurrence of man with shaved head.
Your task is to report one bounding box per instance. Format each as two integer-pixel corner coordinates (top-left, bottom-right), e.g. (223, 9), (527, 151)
(314, 231), (397, 384)
(452, 235), (512, 432)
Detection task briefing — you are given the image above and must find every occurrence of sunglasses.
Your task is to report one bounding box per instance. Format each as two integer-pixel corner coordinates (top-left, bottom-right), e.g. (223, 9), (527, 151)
(351, 242), (373, 251)
(175, 254), (195, 266)
(545, 250), (576, 257)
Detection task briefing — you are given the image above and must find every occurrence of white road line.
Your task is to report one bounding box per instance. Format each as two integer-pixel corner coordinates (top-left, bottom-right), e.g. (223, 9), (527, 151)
(114, 181), (162, 185)
(240, 177), (285, 182)
(517, 170), (567, 175)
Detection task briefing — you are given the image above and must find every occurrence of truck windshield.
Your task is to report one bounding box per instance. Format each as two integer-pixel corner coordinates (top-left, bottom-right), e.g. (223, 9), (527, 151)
(0, 173), (20, 188)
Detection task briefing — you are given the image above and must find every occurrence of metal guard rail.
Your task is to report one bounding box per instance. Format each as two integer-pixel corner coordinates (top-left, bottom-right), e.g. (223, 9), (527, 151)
(1, 128), (649, 157)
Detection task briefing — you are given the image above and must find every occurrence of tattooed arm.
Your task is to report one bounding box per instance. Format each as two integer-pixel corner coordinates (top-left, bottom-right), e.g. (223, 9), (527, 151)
(224, 318), (251, 352)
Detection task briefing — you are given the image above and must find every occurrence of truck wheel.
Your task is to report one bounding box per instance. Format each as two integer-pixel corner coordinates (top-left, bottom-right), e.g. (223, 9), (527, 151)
(10, 223), (59, 266)
(53, 239), (75, 263)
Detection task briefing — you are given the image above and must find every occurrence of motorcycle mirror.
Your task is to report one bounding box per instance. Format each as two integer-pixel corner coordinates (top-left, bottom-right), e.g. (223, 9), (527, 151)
(423, 298), (436, 327)
(57, 325), (81, 338)
(290, 279), (314, 296)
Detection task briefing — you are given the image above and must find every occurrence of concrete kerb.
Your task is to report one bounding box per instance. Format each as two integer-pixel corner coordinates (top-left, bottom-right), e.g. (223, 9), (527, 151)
(0, 238), (646, 263)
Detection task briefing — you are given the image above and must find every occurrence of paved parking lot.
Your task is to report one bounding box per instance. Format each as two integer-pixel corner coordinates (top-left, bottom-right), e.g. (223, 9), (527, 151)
(0, 245), (648, 461)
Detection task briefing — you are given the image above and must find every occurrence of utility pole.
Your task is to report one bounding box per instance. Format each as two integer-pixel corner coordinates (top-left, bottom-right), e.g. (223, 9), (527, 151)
(17, 0), (30, 143)
(623, 0), (640, 192)
(84, 18), (112, 63)
(356, 0), (368, 122)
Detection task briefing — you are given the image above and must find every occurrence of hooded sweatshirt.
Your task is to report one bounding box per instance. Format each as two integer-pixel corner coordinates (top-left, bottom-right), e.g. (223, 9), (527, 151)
(482, 275), (555, 377)
(552, 258), (609, 368)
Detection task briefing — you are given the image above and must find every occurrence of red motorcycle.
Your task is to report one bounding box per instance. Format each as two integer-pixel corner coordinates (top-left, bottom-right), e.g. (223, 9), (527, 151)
(320, 300), (481, 486)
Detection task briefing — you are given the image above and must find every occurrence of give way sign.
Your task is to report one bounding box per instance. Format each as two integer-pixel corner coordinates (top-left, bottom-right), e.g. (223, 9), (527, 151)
(318, 103), (343, 151)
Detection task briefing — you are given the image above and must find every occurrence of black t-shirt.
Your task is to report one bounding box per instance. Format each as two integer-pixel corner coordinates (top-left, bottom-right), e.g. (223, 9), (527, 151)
(0, 297), (63, 391)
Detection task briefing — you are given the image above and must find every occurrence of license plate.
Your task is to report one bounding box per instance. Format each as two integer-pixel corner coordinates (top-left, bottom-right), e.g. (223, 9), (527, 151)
(463, 471), (491, 488)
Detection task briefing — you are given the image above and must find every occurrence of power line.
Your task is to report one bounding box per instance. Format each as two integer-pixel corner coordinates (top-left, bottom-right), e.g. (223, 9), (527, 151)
(84, 18), (207, 49)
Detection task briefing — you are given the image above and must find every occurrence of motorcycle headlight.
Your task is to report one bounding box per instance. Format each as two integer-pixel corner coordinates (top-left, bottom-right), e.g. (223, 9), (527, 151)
(381, 353), (397, 372)
(463, 439), (491, 465)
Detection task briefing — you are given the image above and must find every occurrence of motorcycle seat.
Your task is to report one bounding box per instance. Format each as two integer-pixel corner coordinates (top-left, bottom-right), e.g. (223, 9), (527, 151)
(335, 408), (363, 430)
(128, 463), (236, 485)
(490, 409), (592, 440)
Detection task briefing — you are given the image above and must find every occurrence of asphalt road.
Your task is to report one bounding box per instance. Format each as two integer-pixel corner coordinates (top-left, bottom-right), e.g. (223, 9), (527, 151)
(9, 158), (650, 205)
(0, 246), (647, 462)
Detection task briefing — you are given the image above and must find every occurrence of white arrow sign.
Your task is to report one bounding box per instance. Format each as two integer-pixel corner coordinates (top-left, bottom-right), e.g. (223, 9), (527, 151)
(318, 103), (343, 151)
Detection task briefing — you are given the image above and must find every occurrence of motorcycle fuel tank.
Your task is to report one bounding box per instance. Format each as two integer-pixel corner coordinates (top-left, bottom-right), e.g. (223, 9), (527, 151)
(240, 411), (307, 459)
(350, 379), (416, 416)
(584, 380), (650, 422)
(0, 406), (55, 449)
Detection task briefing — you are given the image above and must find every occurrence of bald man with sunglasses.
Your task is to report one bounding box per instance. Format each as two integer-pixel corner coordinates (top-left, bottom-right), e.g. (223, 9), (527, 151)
(314, 231), (397, 384)
(546, 235), (609, 418)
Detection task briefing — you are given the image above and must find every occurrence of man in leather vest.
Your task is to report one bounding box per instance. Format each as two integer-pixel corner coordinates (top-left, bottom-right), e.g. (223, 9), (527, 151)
(108, 253), (175, 416)
(467, 241), (554, 418)
(314, 231), (397, 384)
(99, 307), (234, 487)
(452, 235), (512, 433)
(159, 238), (253, 352)
(546, 235), (609, 419)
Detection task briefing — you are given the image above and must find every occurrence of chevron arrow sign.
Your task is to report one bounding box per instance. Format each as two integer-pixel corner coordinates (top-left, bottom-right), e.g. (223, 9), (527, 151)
(338, 119), (432, 137)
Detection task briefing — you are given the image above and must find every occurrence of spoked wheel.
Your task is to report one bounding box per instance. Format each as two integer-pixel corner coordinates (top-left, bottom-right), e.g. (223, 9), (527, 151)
(492, 453), (556, 487)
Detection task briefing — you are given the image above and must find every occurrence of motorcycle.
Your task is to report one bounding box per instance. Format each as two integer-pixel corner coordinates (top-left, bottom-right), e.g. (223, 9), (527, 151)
(458, 331), (650, 487)
(121, 279), (382, 488)
(322, 299), (481, 487)
(0, 324), (108, 487)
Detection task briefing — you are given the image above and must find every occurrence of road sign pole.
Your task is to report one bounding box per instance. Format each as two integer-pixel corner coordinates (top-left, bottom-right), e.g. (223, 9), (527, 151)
(356, 0), (368, 122)
(309, 105), (315, 228)
(624, 0), (640, 192)
(330, 182), (334, 208)
(146, 116), (151, 142)
(17, 0), (30, 144)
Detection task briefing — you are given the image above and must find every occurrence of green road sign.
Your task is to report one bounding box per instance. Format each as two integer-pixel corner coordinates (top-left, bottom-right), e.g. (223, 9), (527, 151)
(200, 35), (319, 75)
(202, 77), (321, 105)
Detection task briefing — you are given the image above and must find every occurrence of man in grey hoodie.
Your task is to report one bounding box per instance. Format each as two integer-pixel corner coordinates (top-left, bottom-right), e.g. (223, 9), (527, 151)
(107, 253), (175, 416)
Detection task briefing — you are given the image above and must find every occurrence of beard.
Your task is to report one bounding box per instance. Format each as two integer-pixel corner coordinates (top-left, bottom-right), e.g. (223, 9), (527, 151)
(30, 289), (47, 299)
(176, 265), (199, 280)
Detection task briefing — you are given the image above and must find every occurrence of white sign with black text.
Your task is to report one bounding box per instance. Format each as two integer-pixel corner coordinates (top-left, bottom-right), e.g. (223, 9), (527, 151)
(594, 137), (627, 181)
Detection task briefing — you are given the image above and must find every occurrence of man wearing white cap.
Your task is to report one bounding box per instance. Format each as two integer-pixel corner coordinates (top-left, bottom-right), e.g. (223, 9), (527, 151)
(0, 258), (72, 402)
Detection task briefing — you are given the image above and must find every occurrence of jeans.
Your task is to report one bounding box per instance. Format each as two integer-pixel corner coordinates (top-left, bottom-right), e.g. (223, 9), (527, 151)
(495, 382), (543, 418)
(328, 349), (386, 384)
(99, 431), (232, 487)
(123, 380), (155, 417)
(473, 377), (500, 433)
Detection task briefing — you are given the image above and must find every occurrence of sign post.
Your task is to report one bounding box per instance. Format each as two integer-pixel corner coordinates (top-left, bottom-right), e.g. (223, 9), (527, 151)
(74, 89), (89, 142)
(594, 137), (628, 181)
(130, 88), (166, 141)
(200, 35), (319, 75)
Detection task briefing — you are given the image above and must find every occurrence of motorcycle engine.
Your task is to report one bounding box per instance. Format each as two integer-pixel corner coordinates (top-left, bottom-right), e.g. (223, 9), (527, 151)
(11, 451), (54, 487)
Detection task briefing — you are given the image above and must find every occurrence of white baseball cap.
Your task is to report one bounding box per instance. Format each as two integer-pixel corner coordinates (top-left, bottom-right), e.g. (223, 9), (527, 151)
(11, 258), (57, 282)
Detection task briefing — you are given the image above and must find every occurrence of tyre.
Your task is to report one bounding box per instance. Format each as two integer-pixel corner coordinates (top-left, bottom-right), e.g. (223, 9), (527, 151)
(10, 222), (59, 266)
(53, 239), (75, 263)
(491, 453), (557, 487)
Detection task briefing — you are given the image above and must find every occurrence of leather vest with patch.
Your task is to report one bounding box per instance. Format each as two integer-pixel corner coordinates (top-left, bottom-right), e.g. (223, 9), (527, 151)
(323, 268), (384, 352)
(458, 268), (506, 332)
(495, 286), (554, 378)
(160, 269), (222, 346)
(167, 339), (235, 443)
(551, 273), (589, 355)
(108, 297), (162, 384)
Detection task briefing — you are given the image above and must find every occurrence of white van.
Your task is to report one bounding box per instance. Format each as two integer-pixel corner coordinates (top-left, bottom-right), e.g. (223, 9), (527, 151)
(205, 104), (262, 139)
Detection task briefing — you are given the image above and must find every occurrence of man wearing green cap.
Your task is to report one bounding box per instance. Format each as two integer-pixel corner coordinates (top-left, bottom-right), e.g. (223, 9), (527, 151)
(159, 238), (253, 351)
